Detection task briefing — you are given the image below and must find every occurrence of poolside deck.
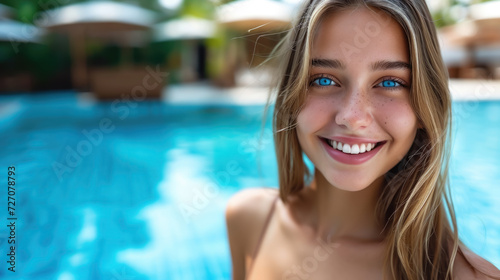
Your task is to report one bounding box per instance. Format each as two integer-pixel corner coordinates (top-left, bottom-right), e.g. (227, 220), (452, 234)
(448, 79), (500, 101)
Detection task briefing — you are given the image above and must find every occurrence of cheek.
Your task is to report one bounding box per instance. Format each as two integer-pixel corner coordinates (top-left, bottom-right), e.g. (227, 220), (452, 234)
(377, 99), (418, 141)
(297, 95), (333, 133)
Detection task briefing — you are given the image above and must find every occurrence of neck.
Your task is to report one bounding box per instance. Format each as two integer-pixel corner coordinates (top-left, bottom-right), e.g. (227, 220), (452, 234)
(309, 169), (386, 243)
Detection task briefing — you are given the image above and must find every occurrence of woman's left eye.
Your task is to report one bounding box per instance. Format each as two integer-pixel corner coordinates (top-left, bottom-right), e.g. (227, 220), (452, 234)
(377, 79), (404, 89)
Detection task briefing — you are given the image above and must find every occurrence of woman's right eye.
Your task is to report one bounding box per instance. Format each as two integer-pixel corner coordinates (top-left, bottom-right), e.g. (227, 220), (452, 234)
(311, 77), (336, 87)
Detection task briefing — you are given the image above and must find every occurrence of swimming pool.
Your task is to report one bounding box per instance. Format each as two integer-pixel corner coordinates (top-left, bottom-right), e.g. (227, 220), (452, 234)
(0, 92), (498, 279)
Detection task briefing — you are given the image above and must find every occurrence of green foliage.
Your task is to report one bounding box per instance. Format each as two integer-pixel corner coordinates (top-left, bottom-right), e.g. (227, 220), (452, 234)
(432, 9), (457, 28)
(179, 0), (215, 19)
(431, 0), (499, 28)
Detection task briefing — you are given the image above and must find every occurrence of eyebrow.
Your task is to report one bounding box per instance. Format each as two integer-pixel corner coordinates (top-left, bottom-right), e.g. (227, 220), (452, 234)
(311, 58), (411, 71)
(311, 58), (346, 69)
(371, 60), (411, 71)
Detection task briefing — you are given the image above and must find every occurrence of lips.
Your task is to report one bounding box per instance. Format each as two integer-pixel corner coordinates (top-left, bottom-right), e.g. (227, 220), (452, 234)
(319, 137), (386, 165)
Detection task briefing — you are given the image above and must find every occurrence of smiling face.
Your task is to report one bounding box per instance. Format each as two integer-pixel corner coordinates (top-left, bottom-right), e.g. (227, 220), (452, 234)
(296, 7), (419, 192)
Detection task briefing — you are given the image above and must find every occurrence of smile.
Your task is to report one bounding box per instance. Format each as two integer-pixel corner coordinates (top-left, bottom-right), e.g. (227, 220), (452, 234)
(319, 137), (386, 165)
(326, 139), (377, 155)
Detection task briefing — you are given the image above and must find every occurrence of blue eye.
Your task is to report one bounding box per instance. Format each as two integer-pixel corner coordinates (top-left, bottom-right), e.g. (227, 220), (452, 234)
(312, 77), (335, 87)
(378, 79), (402, 88)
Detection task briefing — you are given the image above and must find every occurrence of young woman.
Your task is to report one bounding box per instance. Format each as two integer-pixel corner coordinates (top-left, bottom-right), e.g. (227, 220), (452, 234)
(225, 0), (500, 279)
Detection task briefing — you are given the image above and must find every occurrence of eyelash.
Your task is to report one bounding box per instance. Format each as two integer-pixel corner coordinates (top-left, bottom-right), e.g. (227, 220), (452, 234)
(309, 75), (409, 91)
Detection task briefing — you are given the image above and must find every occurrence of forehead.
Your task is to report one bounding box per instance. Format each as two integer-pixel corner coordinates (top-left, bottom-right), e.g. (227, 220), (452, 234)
(311, 6), (409, 64)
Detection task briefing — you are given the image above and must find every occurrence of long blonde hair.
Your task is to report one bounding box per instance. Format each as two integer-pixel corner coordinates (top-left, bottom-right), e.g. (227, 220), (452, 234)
(268, 0), (460, 279)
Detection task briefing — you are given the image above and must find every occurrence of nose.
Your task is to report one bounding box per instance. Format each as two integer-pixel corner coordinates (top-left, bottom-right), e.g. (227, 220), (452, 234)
(335, 89), (372, 130)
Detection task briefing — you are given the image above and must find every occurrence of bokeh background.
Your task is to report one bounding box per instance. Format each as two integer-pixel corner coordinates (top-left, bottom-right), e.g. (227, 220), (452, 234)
(0, 0), (499, 279)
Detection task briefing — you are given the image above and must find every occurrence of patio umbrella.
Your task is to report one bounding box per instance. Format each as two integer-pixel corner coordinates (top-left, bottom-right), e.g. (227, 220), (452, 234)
(216, 0), (296, 32)
(40, 1), (157, 33)
(0, 19), (45, 44)
(152, 17), (217, 83)
(38, 1), (158, 90)
(153, 17), (216, 42)
(439, 1), (500, 77)
(439, 1), (500, 47)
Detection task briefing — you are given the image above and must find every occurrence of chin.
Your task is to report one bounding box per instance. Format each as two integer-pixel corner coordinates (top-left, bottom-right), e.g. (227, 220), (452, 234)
(325, 175), (376, 192)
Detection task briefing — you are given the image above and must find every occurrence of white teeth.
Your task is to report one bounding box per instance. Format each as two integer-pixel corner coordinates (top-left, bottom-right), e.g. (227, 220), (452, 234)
(326, 139), (378, 155)
(351, 144), (359, 154)
(342, 144), (351, 153)
(360, 143), (366, 153)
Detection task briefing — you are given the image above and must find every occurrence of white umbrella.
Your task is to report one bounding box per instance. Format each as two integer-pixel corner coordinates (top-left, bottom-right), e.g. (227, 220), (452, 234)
(0, 19), (45, 43)
(469, 0), (500, 21)
(39, 1), (157, 32)
(153, 17), (217, 84)
(153, 17), (216, 42)
(216, 0), (296, 31)
(38, 1), (158, 90)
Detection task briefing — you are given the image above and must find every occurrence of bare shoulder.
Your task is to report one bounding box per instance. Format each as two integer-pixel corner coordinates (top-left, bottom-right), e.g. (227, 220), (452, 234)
(226, 187), (279, 213)
(453, 245), (500, 280)
(225, 187), (279, 280)
(225, 187), (280, 245)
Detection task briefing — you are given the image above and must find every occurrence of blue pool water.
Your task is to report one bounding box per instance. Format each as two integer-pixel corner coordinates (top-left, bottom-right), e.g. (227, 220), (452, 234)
(0, 92), (498, 279)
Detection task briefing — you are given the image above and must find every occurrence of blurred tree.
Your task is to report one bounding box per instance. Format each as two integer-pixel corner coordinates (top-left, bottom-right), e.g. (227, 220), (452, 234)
(432, 0), (498, 28)
(178, 0), (215, 19)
